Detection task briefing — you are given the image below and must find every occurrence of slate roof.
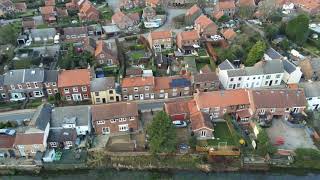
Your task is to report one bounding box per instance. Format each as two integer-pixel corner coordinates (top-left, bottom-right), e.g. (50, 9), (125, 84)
(90, 77), (115, 92)
(30, 28), (56, 38)
(261, 59), (284, 74)
(44, 70), (58, 83)
(92, 102), (138, 120)
(283, 59), (297, 74)
(51, 105), (90, 128)
(245, 66), (264, 76)
(29, 104), (52, 131)
(170, 78), (191, 88)
(218, 59), (235, 70)
(227, 69), (246, 77)
(300, 82), (320, 98)
(47, 128), (77, 143)
(194, 72), (218, 83)
(3, 68), (45, 85)
(265, 48), (283, 60)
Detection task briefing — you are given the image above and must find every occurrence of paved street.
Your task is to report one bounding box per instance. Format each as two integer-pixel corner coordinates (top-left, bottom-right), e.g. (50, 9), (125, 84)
(0, 109), (36, 124)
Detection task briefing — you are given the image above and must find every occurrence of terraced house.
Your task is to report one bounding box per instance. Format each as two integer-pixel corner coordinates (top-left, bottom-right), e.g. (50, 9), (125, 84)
(91, 102), (139, 135)
(121, 76), (155, 101)
(154, 76), (193, 99)
(148, 30), (173, 53)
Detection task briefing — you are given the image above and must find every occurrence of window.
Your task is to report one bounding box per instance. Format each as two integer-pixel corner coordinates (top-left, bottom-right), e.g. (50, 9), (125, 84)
(238, 77), (242, 81)
(200, 130), (206, 137)
(228, 84), (233, 89)
(285, 108), (290, 112)
(145, 86), (149, 91)
(230, 78), (234, 82)
(134, 87), (139, 92)
(276, 74), (281, 78)
(119, 124), (129, 132)
(64, 88), (70, 94)
(145, 93), (149, 98)
(247, 77), (250, 80)
(95, 92), (99, 96)
(270, 108), (275, 113)
(184, 87), (190, 91)
(45, 83), (50, 88)
(96, 98), (101, 103)
(82, 86), (87, 92)
(237, 83), (240, 87)
(160, 90), (164, 93)
(47, 89), (52, 94)
(123, 95), (128, 100)
(34, 82), (38, 88)
(122, 88), (127, 93)
(130, 117), (135, 121)
(18, 84), (23, 89)
(33, 144), (39, 149)
(109, 90), (113, 94)
(266, 75), (271, 79)
(73, 87), (78, 92)
(50, 142), (57, 147)
(52, 82), (56, 86)
(1, 93), (6, 98)
(258, 77), (261, 79)
(110, 119), (116, 123)
(97, 120), (105, 125)
(31, 149), (36, 153)
(66, 141), (73, 146)
(66, 95), (71, 100)
(54, 89), (58, 93)
(10, 85), (15, 90)
(259, 109), (265, 114)
(265, 81), (268, 85)
(83, 94), (88, 99)
(119, 118), (127, 122)
(99, 60), (104, 64)
(110, 96), (114, 101)
(275, 80), (279, 84)
(100, 54), (105, 58)
(253, 77), (256, 80)
(134, 94), (139, 99)
(102, 127), (110, 134)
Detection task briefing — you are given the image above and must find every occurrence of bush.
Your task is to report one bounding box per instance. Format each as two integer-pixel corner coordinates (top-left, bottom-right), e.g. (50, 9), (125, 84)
(124, 36), (138, 41)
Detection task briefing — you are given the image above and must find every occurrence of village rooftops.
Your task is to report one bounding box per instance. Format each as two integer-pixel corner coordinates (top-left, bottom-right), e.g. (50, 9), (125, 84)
(193, 72), (219, 83)
(218, 59), (236, 70)
(63, 26), (88, 36)
(58, 69), (91, 87)
(186, 4), (201, 16)
(283, 59), (297, 74)
(300, 82), (320, 98)
(164, 100), (191, 116)
(190, 111), (213, 131)
(218, 0), (236, 10)
(178, 30), (200, 41)
(238, 0), (256, 6)
(14, 133), (44, 145)
(194, 89), (250, 109)
(3, 68), (45, 85)
(149, 30), (172, 40)
(250, 89), (307, 108)
(91, 102), (138, 120)
(121, 76), (155, 88)
(44, 70), (58, 83)
(195, 15), (215, 28)
(0, 135), (15, 149)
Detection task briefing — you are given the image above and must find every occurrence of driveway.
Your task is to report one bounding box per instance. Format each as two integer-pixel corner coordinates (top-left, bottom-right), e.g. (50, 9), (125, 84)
(266, 119), (316, 150)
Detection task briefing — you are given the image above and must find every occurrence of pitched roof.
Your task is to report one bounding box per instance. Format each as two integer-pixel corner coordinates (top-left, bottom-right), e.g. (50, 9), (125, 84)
(51, 105), (90, 127)
(258, 59), (284, 74)
(150, 30), (172, 40)
(15, 2), (27, 10)
(227, 69), (246, 77)
(90, 77), (115, 92)
(222, 28), (236, 40)
(213, 10), (224, 20)
(195, 15), (215, 29)
(40, 6), (55, 15)
(238, 0), (256, 7)
(14, 133), (44, 145)
(30, 28), (56, 38)
(146, 0), (161, 5)
(194, 72), (218, 83)
(63, 26), (88, 36)
(186, 4), (201, 16)
(194, 89), (250, 109)
(164, 100), (191, 116)
(58, 69), (91, 87)
(190, 112), (213, 131)
(91, 102), (138, 120)
(121, 76), (155, 88)
(45, 0), (56, 6)
(94, 40), (115, 57)
(264, 48), (283, 60)
(200, 65), (212, 73)
(44, 70), (58, 83)
(250, 89), (306, 108)
(3, 68), (45, 85)
(47, 128), (77, 143)
(0, 135), (15, 148)
(218, 59), (235, 70)
(154, 76), (172, 90)
(300, 82), (320, 98)
(178, 30), (200, 41)
(56, 7), (68, 17)
(29, 104), (52, 131)
(283, 59), (297, 74)
(218, 0), (236, 10)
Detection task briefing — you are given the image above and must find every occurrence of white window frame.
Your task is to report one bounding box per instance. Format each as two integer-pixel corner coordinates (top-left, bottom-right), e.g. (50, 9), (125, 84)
(82, 86), (87, 92)
(102, 127), (110, 134)
(47, 89), (52, 94)
(134, 87), (139, 92)
(64, 88), (70, 94)
(97, 120), (105, 125)
(130, 117), (135, 121)
(118, 124), (129, 132)
(73, 87), (78, 92)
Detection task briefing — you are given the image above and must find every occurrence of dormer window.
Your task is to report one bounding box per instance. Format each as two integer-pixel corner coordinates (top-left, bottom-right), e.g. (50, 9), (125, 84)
(34, 82), (38, 88)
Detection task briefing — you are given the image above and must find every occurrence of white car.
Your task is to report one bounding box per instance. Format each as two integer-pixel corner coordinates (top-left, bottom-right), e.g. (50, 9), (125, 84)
(172, 120), (187, 128)
(25, 39), (32, 46)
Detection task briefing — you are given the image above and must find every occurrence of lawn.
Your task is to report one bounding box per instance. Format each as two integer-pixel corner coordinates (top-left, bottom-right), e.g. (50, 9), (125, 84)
(123, 7), (143, 14)
(13, 60), (33, 69)
(198, 48), (208, 57)
(98, 5), (113, 20)
(25, 98), (43, 109)
(208, 122), (236, 146)
(0, 101), (22, 110)
(130, 52), (144, 61)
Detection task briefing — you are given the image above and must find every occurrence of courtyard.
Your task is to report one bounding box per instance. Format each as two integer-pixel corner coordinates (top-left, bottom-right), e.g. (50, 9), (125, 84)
(266, 119), (316, 150)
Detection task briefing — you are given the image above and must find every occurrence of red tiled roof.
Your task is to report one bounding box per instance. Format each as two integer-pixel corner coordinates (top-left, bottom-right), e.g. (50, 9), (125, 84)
(186, 4), (201, 16)
(122, 76), (155, 88)
(195, 15), (215, 29)
(150, 30), (172, 40)
(218, 0), (236, 10)
(222, 28), (236, 40)
(14, 133), (44, 145)
(238, 0), (256, 7)
(213, 11), (224, 20)
(178, 30), (200, 41)
(190, 112), (213, 131)
(15, 2), (27, 11)
(58, 69), (91, 87)
(40, 6), (55, 15)
(0, 135), (15, 148)
(164, 100), (191, 116)
(92, 102), (138, 120)
(194, 89), (250, 109)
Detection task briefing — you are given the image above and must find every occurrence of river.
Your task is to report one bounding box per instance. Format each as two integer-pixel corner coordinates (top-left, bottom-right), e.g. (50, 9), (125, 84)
(2, 169), (320, 180)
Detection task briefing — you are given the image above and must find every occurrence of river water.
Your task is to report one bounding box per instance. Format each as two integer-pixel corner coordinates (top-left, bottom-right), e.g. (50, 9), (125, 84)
(2, 169), (320, 180)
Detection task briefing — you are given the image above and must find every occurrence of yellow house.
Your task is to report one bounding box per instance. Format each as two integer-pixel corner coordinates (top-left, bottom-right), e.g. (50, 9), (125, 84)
(90, 77), (121, 104)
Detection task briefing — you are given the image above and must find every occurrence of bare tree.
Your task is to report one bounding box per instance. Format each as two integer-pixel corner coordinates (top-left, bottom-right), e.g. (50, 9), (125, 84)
(257, 0), (278, 20)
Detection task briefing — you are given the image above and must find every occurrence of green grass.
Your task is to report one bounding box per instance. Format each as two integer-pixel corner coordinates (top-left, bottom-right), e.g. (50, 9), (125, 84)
(208, 122), (236, 146)
(0, 101), (22, 110)
(36, 24), (49, 29)
(130, 52), (144, 60)
(98, 5), (113, 20)
(123, 7), (143, 14)
(25, 98), (43, 109)
(303, 42), (320, 56)
(13, 60), (33, 69)
(198, 48), (208, 57)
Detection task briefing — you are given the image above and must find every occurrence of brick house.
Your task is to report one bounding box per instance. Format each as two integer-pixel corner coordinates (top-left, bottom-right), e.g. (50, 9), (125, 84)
(111, 11), (140, 30)
(63, 26), (88, 43)
(190, 111), (214, 139)
(249, 89), (307, 121)
(22, 18), (36, 30)
(194, 15), (218, 38)
(58, 69), (91, 102)
(194, 89), (251, 119)
(47, 128), (77, 149)
(78, 0), (100, 22)
(121, 76), (155, 101)
(14, 2), (27, 13)
(44, 70), (59, 96)
(185, 4), (202, 26)
(215, 0), (236, 17)
(154, 76), (192, 99)
(147, 30), (173, 52)
(39, 6), (56, 23)
(176, 30), (200, 54)
(94, 40), (119, 67)
(91, 102), (139, 135)
(164, 99), (193, 121)
(192, 72), (220, 92)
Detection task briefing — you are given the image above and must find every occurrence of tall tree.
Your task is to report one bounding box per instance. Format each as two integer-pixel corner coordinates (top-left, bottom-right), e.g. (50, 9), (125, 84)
(147, 111), (177, 154)
(0, 24), (19, 45)
(257, 0), (277, 20)
(285, 14), (310, 45)
(245, 40), (267, 66)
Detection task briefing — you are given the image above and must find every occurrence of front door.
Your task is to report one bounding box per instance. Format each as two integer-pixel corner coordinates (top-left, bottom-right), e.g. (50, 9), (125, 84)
(72, 94), (82, 101)
(102, 98), (106, 103)
(140, 94), (144, 100)
(164, 93), (168, 99)
(269, 80), (273, 86)
(151, 93), (154, 99)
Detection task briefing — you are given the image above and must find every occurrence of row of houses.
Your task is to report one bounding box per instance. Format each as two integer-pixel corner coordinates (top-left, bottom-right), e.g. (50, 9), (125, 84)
(165, 88), (307, 139)
(0, 101), (139, 158)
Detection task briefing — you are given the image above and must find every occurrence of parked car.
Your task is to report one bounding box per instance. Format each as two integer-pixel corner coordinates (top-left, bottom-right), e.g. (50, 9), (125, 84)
(0, 129), (16, 136)
(172, 120), (187, 128)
